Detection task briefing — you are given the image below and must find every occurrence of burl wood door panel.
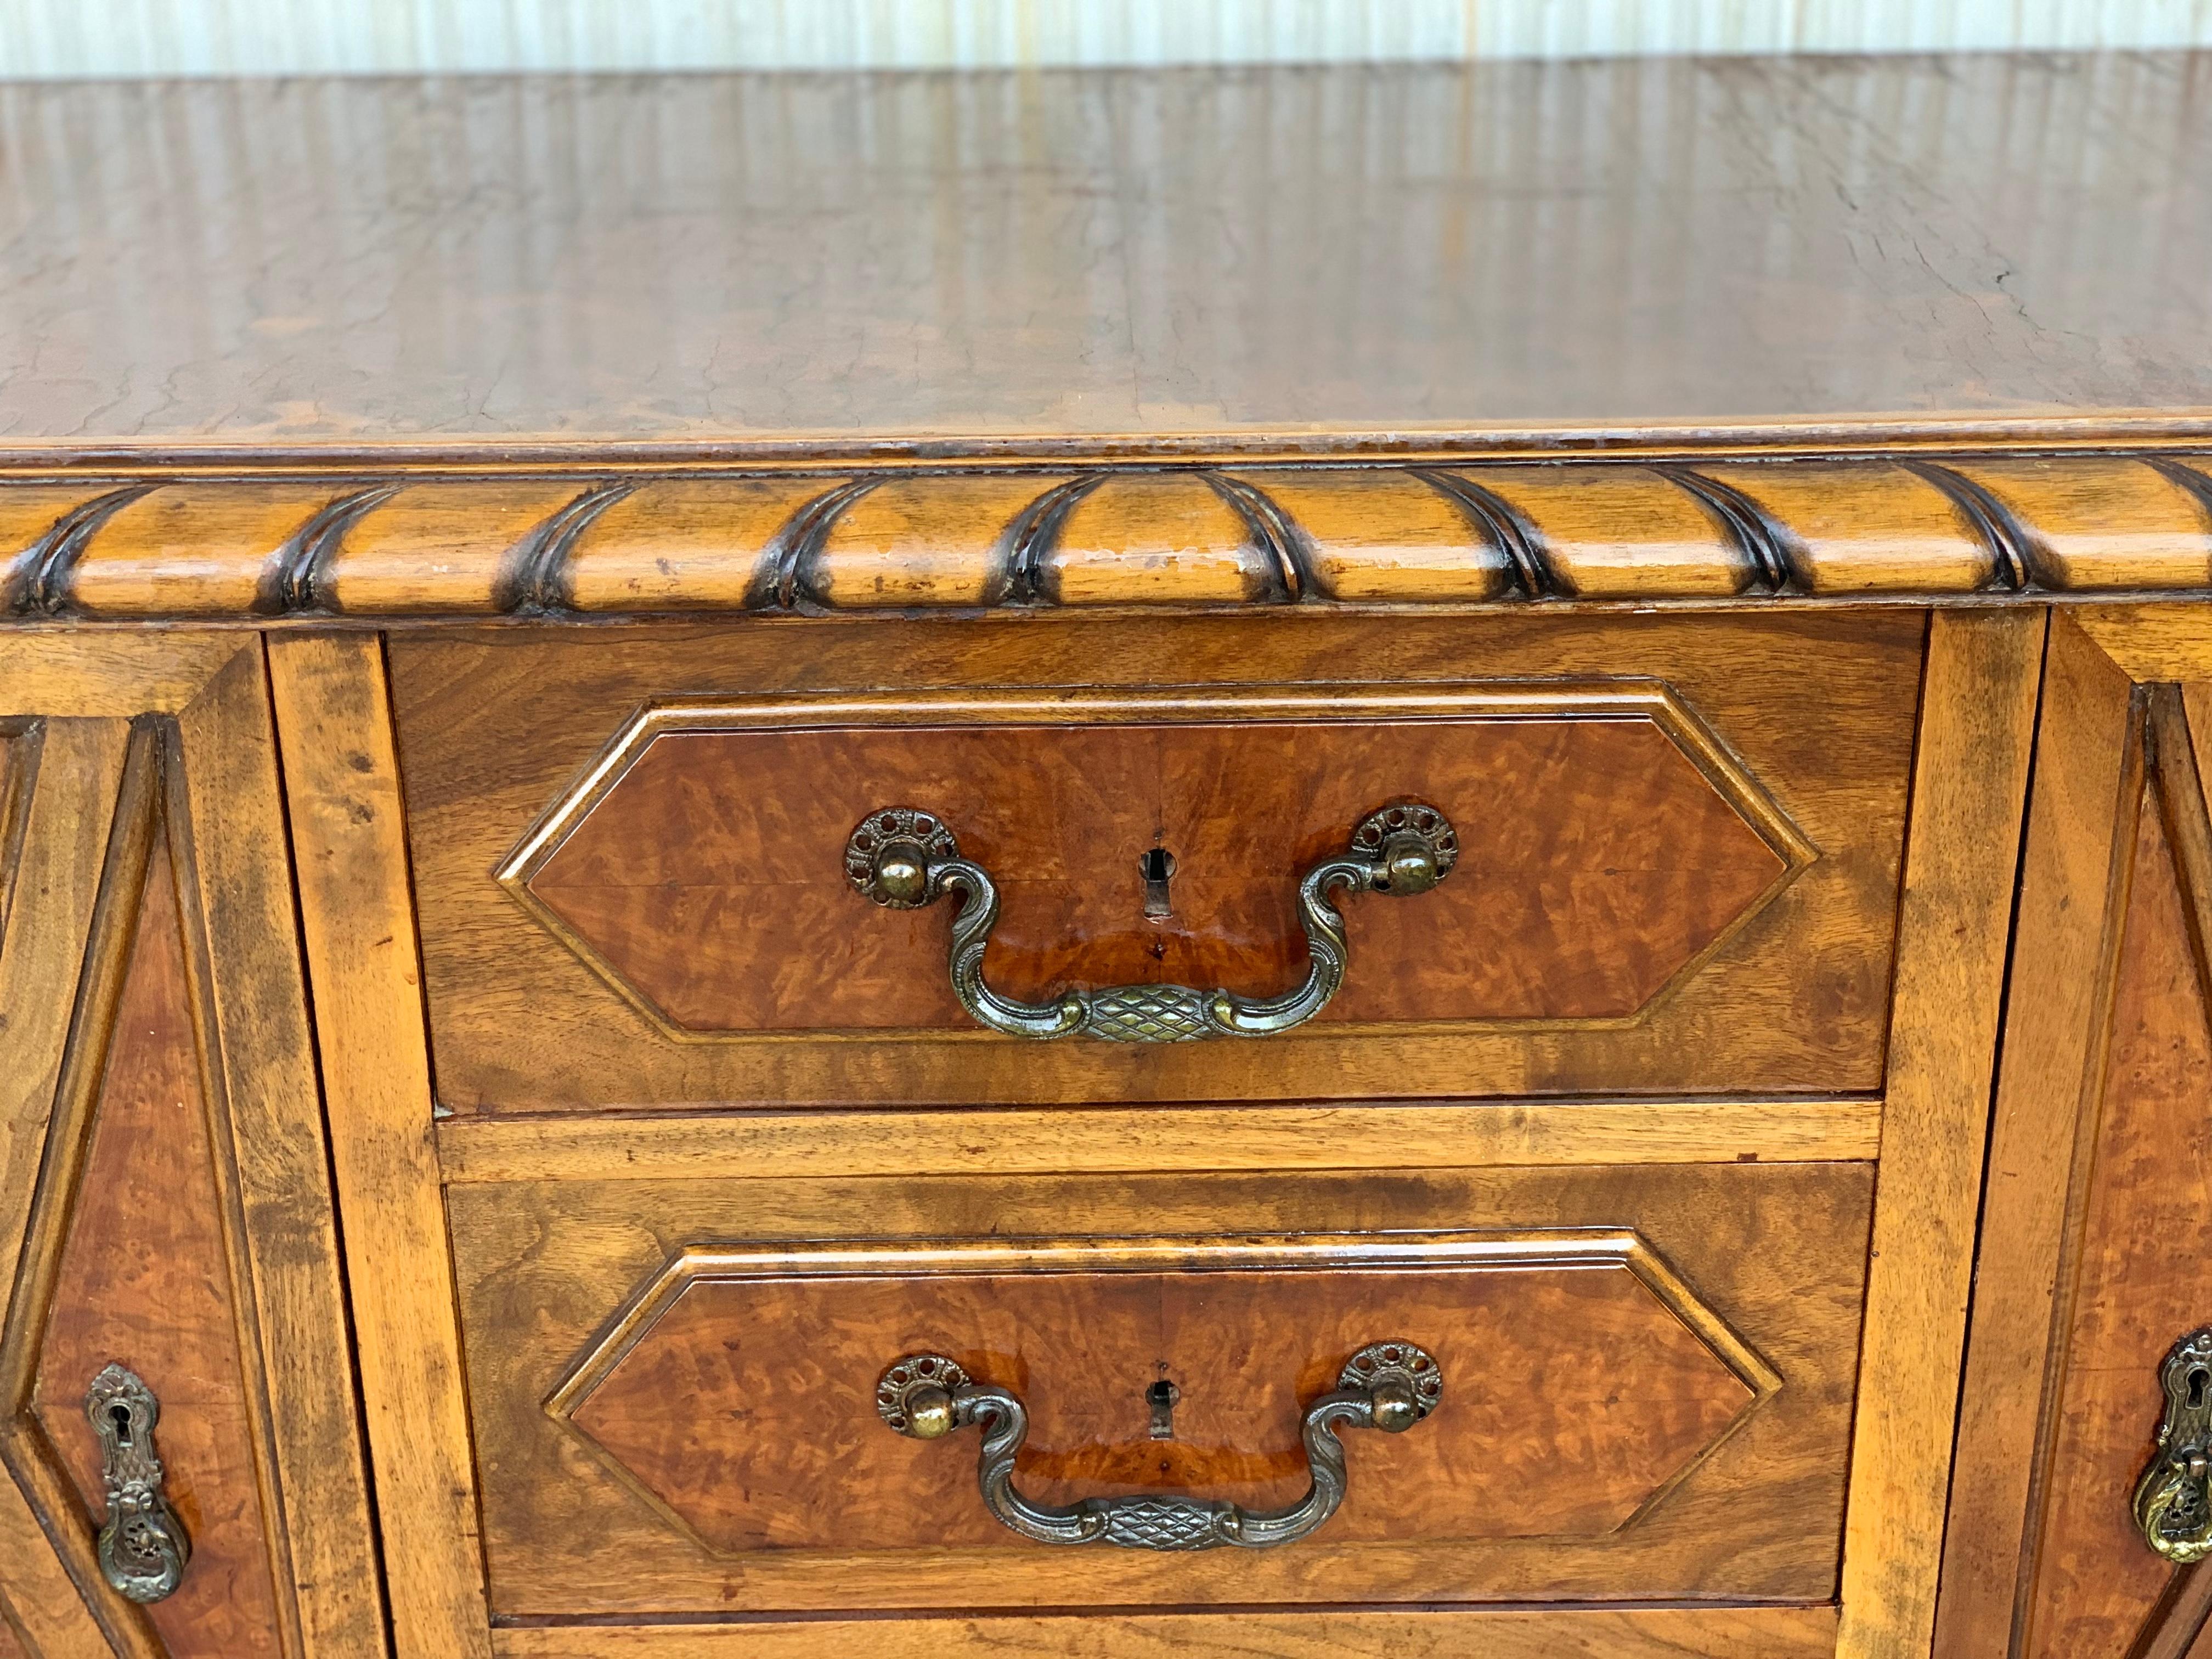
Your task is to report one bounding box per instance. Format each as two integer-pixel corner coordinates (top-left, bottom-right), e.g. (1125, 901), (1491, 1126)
(393, 611), (1919, 1110)
(0, 640), (377, 1659)
(1943, 615), (2212, 1659)
(447, 1159), (1872, 1616)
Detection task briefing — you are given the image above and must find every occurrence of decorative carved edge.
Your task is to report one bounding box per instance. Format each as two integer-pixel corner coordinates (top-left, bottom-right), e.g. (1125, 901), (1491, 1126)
(3, 452), (2210, 620)
(540, 1228), (1780, 1559)
(492, 681), (1815, 1045)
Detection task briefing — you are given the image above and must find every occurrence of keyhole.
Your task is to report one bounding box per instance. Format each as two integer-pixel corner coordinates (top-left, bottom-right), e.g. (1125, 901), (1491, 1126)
(1147, 1378), (1180, 1441)
(1139, 847), (1177, 920)
(2188, 1367), (2208, 1410)
(109, 1403), (133, 1447)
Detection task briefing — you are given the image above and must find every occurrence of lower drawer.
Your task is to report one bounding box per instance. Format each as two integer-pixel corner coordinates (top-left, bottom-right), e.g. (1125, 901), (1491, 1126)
(448, 1159), (1871, 1617)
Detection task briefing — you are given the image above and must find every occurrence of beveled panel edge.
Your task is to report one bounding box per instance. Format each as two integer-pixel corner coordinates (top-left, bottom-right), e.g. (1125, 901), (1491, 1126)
(481, 1604), (1842, 1659)
(495, 680), (1816, 1045)
(434, 1098), (1883, 1185)
(1, 453), (2208, 621)
(0, 721), (168, 1659)
(540, 1226), (1781, 1557)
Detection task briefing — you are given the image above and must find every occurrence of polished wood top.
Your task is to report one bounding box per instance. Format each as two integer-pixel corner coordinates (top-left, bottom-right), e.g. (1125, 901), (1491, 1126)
(2, 51), (2209, 459)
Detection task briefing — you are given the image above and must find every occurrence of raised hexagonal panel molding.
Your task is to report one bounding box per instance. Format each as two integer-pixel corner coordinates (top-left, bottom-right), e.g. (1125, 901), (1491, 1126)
(546, 1230), (1781, 1554)
(501, 682), (1813, 1037)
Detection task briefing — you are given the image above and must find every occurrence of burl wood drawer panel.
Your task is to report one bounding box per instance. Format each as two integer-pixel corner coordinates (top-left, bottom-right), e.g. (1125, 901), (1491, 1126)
(393, 611), (1918, 1110)
(447, 1160), (1871, 1616)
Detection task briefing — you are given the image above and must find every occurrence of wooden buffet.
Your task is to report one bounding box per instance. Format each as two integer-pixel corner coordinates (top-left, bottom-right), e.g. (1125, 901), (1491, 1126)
(3, 48), (2212, 1659)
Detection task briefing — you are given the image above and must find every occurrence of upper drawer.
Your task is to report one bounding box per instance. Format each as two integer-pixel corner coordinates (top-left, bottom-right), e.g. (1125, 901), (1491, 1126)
(392, 611), (1919, 1111)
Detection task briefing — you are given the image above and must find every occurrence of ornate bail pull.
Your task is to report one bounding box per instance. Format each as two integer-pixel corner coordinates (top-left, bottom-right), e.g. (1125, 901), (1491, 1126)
(876, 1340), (1441, 1550)
(2135, 1328), (2212, 1562)
(86, 1363), (190, 1602)
(845, 801), (1460, 1042)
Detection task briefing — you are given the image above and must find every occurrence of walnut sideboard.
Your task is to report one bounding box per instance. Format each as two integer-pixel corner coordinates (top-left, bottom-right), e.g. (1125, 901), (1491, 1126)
(7, 50), (2212, 1659)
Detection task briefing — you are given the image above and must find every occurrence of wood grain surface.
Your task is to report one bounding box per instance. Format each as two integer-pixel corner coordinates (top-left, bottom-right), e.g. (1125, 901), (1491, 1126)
(433, 1096), (1884, 1183)
(2015, 745), (2212, 1656)
(3, 455), (2212, 622)
(448, 1160), (1871, 1615)
(394, 610), (1917, 1110)
(268, 634), (492, 1659)
(1936, 614), (2146, 1659)
(525, 707), (1788, 1032)
(0, 718), (135, 1658)
(486, 1604), (1843, 1658)
(167, 642), (387, 1659)
(1, 55), (2209, 450)
(565, 1248), (1758, 1550)
(31, 837), (285, 1658)
(1835, 610), (2043, 1659)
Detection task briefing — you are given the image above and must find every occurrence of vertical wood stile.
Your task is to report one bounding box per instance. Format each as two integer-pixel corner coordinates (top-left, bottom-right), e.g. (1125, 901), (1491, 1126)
(267, 635), (492, 1659)
(0, 718), (135, 1658)
(172, 643), (388, 1658)
(1838, 608), (2046, 1659)
(1933, 614), (2144, 1658)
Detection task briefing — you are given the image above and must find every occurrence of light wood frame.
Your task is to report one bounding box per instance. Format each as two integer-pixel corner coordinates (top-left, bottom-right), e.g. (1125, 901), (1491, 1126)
(0, 632), (383, 1659)
(281, 607), (2049, 1657)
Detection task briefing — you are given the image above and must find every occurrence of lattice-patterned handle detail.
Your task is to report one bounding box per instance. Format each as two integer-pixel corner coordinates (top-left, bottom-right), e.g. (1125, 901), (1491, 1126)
(875, 1341), (1442, 1551)
(844, 802), (1459, 1041)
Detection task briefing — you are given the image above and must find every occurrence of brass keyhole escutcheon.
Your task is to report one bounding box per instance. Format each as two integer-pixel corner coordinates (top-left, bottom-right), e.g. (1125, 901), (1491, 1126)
(2135, 1327), (2212, 1561)
(86, 1363), (189, 1602)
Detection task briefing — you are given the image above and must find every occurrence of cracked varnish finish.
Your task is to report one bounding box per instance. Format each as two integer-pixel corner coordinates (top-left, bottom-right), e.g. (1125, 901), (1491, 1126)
(1, 53), (2210, 450)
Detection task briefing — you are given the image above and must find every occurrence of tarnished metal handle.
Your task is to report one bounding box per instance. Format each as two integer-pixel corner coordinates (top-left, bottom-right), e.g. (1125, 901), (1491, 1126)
(87, 1364), (189, 1602)
(2136, 1327), (2212, 1562)
(876, 1341), (1442, 1551)
(845, 801), (1459, 1042)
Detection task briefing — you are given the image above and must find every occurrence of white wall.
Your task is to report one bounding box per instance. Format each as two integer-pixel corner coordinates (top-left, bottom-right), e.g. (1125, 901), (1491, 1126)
(7, 0), (2212, 78)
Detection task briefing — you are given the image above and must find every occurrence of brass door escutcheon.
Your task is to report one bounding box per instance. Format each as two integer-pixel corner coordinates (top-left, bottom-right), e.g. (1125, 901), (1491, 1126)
(86, 1363), (190, 1601)
(844, 801), (1460, 1041)
(2137, 1328), (2212, 1562)
(874, 1340), (1442, 1550)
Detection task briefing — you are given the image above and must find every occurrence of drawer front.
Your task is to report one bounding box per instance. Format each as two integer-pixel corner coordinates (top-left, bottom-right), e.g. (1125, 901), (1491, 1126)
(396, 610), (1918, 1109)
(449, 1159), (1871, 1616)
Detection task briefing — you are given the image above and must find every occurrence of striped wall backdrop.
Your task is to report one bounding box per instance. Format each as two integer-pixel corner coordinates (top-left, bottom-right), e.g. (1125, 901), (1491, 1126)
(5, 0), (2212, 79)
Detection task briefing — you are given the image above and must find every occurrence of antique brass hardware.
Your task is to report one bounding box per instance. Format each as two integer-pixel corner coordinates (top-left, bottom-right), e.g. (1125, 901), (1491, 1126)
(2136, 1328), (2212, 1562)
(845, 802), (1459, 1041)
(876, 1340), (1442, 1550)
(86, 1363), (190, 1602)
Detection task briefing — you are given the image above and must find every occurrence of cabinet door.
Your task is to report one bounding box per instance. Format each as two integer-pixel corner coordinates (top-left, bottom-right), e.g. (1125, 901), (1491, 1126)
(1943, 610), (2212, 1658)
(0, 636), (379, 1659)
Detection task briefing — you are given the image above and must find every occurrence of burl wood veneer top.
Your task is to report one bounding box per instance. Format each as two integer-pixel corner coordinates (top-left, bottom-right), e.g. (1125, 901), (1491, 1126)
(2, 50), (2209, 458)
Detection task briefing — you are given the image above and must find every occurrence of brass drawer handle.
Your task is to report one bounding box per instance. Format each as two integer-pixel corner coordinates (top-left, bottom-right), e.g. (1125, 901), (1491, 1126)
(845, 802), (1459, 1041)
(2137, 1327), (2212, 1562)
(875, 1340), (1441, 1551)
(87, 1364), (190, 1602)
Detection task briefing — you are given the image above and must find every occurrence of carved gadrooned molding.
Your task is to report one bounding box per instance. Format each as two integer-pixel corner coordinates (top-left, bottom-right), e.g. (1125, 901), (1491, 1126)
(2, 452), (2211, 619)
(544, 1231), (1782, 1556)
(496, 682), (1815, 1040)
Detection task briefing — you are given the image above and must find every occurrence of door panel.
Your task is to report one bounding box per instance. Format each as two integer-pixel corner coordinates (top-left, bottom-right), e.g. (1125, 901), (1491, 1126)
(1945, 612), (2212, 1658)
(0, 637), (381, 1659)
